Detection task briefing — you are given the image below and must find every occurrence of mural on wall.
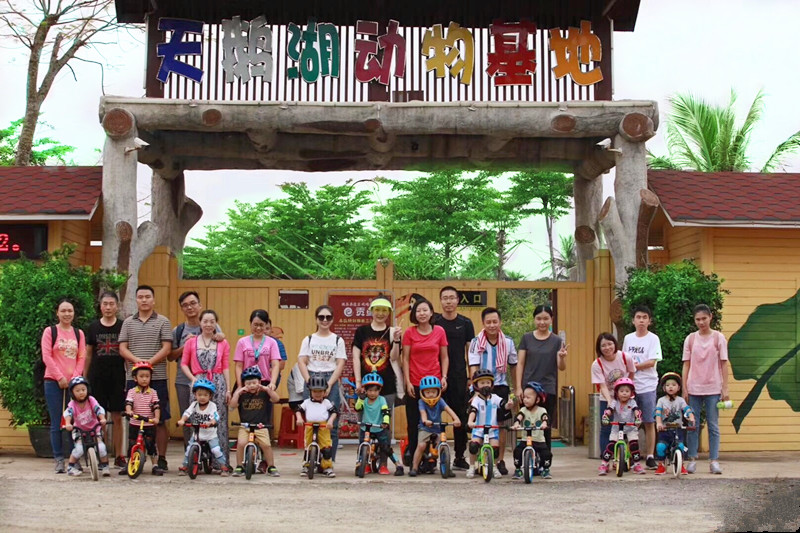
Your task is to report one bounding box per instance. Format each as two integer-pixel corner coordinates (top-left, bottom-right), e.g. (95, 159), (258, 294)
(728, 290), (800, 432)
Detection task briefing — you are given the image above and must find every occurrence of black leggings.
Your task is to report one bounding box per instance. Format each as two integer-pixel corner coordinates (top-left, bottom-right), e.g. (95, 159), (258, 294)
(404, 386), (422, 460)
(442, 376), (468, 460)
(543, 393), (557, 449)
(513, 441), (552, 469)
(603, 438), (641, 463)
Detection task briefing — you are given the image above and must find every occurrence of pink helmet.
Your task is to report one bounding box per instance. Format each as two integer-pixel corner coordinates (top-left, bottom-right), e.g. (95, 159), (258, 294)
(613, 377), (635, 398)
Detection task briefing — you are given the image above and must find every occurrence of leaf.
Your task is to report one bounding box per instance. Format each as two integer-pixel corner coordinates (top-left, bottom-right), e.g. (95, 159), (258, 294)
(728, 290), (800, 432)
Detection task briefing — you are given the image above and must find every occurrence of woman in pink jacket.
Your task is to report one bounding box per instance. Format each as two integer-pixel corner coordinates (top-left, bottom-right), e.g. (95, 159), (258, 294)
(41, 298), (86, 473)
(181, 310), (231, 463)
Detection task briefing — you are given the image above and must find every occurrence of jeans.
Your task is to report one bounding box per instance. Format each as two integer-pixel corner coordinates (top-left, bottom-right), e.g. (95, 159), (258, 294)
(44, 380), (67, 460)
(687, 394), (720, 461)
(599, 399), (611, 454)
(303, 371), (341, 461)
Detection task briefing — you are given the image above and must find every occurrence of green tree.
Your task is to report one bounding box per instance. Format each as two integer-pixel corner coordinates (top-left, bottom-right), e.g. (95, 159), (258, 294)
(649, 90), (800, 172)
(540, 234), (577, 281)
(0, 119), (74, 165)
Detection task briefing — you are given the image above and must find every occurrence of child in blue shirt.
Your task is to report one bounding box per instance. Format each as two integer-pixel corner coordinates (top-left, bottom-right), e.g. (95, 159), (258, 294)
(354, 372), (404, 476)
(409, 375), (461, 477)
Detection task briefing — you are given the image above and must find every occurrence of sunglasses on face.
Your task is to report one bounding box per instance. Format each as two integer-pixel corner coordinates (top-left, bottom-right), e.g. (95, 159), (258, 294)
(317, 314), (333, 322)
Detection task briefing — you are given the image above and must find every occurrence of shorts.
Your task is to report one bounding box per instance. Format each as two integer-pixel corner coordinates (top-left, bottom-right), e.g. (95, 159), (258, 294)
(636, 390), (657, 423)
(494, 385), (512, 422)
(471, 427), (500, 441)
(126, 379), (170, 421)
(238, 426), (271, 449)
(90, 359), (126, 412)
(417, 428), (438, 445)
(128, 424), (157, 456)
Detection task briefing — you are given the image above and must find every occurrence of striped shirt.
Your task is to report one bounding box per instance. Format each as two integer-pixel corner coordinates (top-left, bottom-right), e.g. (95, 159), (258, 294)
(125, 386), (160, 427)
(119, 312), (172, 380)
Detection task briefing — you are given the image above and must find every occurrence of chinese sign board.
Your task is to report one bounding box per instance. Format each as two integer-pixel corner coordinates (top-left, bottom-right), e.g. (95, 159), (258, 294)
(156, 17), (602, 89)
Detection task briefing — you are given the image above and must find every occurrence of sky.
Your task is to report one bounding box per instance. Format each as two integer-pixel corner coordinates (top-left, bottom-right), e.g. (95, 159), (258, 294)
(1, 0), (799, 277)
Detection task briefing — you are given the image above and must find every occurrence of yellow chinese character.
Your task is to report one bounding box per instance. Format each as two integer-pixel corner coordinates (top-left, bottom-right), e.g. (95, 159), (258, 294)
(549, 20), (602, 86)
(421, 22), (474, 84)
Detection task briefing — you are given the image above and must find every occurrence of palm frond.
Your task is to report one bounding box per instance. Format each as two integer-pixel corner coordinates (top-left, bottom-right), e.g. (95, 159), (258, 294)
(668, 93), (719, 171)
(760, 129), (800, 172)
(729, 89), (764, 171)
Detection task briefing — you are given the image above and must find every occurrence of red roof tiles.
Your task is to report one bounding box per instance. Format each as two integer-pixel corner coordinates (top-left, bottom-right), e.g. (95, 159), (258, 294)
(648, 170), (800, 225)
(0, 166), (101, 218)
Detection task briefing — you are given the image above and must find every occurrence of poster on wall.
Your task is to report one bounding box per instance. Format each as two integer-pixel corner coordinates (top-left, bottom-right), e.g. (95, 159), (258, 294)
(329, 293), (375, 439)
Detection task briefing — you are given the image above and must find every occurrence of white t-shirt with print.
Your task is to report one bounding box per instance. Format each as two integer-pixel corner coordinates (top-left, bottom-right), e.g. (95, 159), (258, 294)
(299, 333), (346, 373)
(299, 398), (335, 423)
(622, 331), (662, 393)
(182, 401), (220, 441)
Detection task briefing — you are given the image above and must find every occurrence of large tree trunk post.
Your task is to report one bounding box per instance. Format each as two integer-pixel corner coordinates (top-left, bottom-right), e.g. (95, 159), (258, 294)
(636, 189), (660, 267)
(573, 175), (603, 281)
(101, 109), (159, 314)
(151, 167), (204, 277)
(598, 196), (634, 285)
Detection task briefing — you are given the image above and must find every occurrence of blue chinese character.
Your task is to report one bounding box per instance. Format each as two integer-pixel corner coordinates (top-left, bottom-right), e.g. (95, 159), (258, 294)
(156, 18), (204, 83)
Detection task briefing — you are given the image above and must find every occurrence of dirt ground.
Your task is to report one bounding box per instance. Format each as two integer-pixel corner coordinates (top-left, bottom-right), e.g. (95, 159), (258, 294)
(1, 446), (798, 532)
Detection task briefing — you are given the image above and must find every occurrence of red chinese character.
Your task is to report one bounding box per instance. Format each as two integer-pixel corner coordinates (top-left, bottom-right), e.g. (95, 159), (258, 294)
(355, 19), (406, 85)
(486, 20), (537, 86)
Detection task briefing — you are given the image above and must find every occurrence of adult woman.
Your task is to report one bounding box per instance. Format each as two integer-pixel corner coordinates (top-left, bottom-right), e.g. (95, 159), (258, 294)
(352, 297), (401, 402)
(298, 304), (347, 462)
(233, 309), (281, 389)
(181, 310), (232, 466)
(41, 298), (86, 473)
(682, 304), (729, 475)
(589, 332), (636, 457)
(401, 298), (449, 463)
(515, 305), (567, 449)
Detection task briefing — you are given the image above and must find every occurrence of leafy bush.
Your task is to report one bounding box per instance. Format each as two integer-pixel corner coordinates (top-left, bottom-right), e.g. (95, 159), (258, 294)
(0, 245), (126, 426)
(616, 260), (727, 377)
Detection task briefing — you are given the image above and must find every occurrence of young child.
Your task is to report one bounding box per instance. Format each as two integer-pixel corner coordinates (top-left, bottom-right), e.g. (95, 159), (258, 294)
(509, 381), (552, 479)
(63, 376), (110, 477)
(121, 361), (163, 476)
(599, 377), (644, 475)
(654, 372), (696, 475)
(466, 368), (503, 479)
(354, 372), (404, 476)
(409, 375), (460, 477)
(229, 366), (281, 477)
(176, 378), (233, 476)
(296, 376), (338, 478)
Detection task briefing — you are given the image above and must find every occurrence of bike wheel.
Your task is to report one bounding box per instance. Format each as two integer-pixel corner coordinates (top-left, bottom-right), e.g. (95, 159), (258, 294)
(307, 447), (318, 480)
(356, 444), (369, 478)
(87, 446), (99, 481)
(439, 445), (451, 479)
(672, 448), (683, 478)
(202, 446), (213, 475)
(244, 445), (256, 480)
(615, 444), (625, 478)
(523, 448), (535, 484)
(188, 445), (200, 480)
(481, 447), (493, 483)
(128, 448), (144, 479)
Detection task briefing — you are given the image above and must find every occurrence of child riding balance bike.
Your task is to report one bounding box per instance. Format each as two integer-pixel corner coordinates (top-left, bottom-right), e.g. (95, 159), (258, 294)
(354, 372), (404, 476)
(409, 375), (461, 477)
(654, 372), (696, 476)
(599, 377), (645, 476)
(296, 376), (338, 478)
(176, 378), (233, 477)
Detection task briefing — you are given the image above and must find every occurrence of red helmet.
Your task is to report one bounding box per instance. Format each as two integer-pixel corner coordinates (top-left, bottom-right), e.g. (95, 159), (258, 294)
(131, 360), (153, 376)
(613, 377), (635, 398)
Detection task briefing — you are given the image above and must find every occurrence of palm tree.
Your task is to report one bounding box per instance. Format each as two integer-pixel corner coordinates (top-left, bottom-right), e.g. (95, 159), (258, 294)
(648, 90), (800, 172)
(540, 234), (577, 281)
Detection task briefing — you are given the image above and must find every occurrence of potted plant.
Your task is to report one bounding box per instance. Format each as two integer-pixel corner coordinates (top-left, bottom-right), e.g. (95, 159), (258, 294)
(0, 244), (125, 456)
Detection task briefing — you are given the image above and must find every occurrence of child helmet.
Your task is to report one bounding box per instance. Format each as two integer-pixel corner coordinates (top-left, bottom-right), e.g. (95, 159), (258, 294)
(309, 376), (328, 391)
(472, 368), (495, 384)
(68, 376), (89, 398)
(131, 360), (153, 376)
(192, 378), (216, 394)
(241, 365), (263, 382)
(419, 375), (442, 407)
(659, 372), (682, 394)
(525, 381), (547, 404)
(613, 377), (636, 398)
(362, 372), (384, 388)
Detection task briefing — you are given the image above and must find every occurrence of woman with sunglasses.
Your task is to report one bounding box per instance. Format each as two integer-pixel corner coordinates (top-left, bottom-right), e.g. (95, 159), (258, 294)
(298, 304), (346, 463)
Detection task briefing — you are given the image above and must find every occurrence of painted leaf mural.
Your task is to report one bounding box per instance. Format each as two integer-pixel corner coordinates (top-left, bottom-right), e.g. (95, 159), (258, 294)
(728, 290), (800, 432)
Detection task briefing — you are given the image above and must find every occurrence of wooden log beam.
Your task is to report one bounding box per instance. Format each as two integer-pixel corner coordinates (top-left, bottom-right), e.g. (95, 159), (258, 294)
(618, 112), (655, 142)
(636, 188), (660, 268)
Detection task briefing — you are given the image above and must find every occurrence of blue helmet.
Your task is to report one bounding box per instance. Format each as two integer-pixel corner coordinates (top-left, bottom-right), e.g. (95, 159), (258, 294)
(192, 378), (216, 394)
(525, 381), (547, 403)
(241, 366), (262, 382)
(362, 372), (383, 388)
(419, 376), (441, 391)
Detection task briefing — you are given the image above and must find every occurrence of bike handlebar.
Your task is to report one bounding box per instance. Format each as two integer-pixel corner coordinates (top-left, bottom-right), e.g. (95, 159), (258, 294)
(608, 422), (638, 427)
(232, 422), (272, 429)
(124, 413), (155, 423)
(183, 422), (216, 428)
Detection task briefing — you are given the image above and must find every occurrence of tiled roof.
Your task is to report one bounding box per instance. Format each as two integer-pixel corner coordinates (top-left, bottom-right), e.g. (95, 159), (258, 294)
(0, 166), (101, 219)
(648, 170), (800, 226)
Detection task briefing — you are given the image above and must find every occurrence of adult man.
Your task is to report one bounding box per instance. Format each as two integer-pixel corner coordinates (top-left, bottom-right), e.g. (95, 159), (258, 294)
(434, 286), (474, 470)
(169, 290), (225, 447)
(119, 285), (173, 474)
(84, 291), (126, 468)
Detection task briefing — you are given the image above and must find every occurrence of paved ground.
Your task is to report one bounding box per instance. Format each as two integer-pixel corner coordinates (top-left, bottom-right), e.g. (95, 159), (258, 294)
(1, 444), (798, 532)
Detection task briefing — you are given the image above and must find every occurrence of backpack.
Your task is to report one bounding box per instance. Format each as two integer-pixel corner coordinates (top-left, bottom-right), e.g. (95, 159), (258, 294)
(34, 325), (84, 390)
(307, 333), (342, 348)
(594, 351), (628, 392)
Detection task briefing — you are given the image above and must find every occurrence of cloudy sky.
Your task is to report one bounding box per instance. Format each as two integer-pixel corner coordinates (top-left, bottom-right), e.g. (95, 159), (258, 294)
(1, 0), (798, 277)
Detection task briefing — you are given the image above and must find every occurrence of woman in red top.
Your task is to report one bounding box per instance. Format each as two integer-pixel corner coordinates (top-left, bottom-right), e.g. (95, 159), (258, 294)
(401, 298), (449, 463)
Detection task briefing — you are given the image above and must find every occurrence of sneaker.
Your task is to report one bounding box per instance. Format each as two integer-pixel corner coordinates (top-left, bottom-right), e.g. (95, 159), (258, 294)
(408, 469), (418, 477)
(541, 469), (552, 479)
(633, 463), (646, 474)
(598, 463), (609, 476)
(211, 466), (222, 475)
(151, 466), (165, 476)
(466, 465), (476, 479)
(300, 464), (308, 477)
(512, 469), (522, 480)
(54, 458), (66, 474)
(686, 460), (696, 474)
(394, 465), (404, 476)
(157, 456), (168, 471)
(257, 460), (268, 474)
(100, 463), (110, 477)
(646, 456), (658, 469)
(220, 465), (233, 477)
(365, 464), (372, 474)
(710, 461), (722, 474)
(178, 466), (188, 476)
(492, 464), (503, 478)
(118, 467), (128, 476)
(453, 457), (470, 471)
(378, 465), (390, 475)
(68, 464), (82, 477)
(496, 460), (508, 476)
(232, 466), (244, 477)
(654, 463), (667, 475)
(114, 456), (127, 469)
(267, 466), (280, 477)
(681, 464), (688, 475)
(323, 468), (336, 478)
